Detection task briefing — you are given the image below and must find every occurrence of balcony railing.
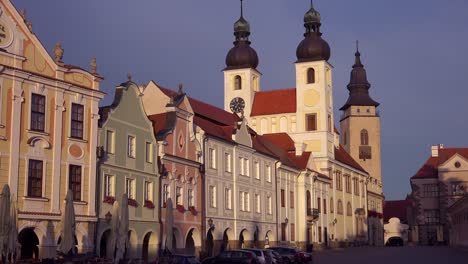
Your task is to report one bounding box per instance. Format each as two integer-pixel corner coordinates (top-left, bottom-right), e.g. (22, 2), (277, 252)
(307, 208), (320, 221)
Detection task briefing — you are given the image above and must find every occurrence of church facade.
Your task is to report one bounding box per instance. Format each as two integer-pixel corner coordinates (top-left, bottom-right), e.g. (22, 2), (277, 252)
(223, 2), (384, 247)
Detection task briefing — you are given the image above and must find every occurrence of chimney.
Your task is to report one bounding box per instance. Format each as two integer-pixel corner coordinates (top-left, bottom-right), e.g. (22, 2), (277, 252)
(294, 142), (306, 157)
(431, 144), (444, 157)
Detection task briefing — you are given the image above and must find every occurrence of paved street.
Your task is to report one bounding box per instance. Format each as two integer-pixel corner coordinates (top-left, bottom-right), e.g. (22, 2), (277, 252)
(313, 246), (468, 264)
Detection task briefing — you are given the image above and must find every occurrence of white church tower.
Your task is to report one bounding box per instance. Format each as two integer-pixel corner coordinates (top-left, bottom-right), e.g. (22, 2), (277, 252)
(291, 2), (335, 159)
(224, 0), (261, 118)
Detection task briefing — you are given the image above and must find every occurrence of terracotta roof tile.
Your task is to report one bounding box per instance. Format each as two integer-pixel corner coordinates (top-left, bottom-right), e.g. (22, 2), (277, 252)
(251, 89), (296, 116)
(287, 152), (312, 170)
(148, 113), (168, 135)
(411, 157), (438, 179)
(384, 199), (411, 223)
(335, 145), (367, 173)
(262, 133), (296, 152)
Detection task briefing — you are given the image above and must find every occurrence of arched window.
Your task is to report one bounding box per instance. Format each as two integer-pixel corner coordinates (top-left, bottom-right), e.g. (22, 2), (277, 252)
(360, 129), (369, 146)
(279, 117), (288, 132)
(234, 75), (242, 90)
(307, 68), (315, 84)
(330, 198), (334, 213)
(337, 200), (343, 215)
(347, 202), (352, 216)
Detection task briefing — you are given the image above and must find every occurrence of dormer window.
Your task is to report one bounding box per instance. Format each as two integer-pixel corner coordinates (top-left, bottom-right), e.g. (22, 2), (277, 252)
(307, 68), (315, 84)
(234, 75), (242, 90)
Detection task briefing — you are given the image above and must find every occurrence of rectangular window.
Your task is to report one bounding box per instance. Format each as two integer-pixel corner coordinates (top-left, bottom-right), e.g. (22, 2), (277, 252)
(290, 223), (295, 241)
(317, 197), (321, 213)
(28, 160), (43, 198)
(254, 161), (260, 180)
(290, 191), (294, 209)
(281, 223), (286, 241)
(209, 186), (217, 208)
(30, 93), (45, 132)
(424, 210), (440, 224)
(104, 174), (114, 198)
(188, 189), (194, 207)
(323, 198), (327, 214)
(305, 114), (317, 132)
(423, 184), (439, 197)
(255, 194), (261, 213)
(318, 226), (322, 243)
(267, 196), (272, 215)
(245, 192), (250, 212)
(451, 182), (466, 196)
(346, 176), (351, 193)
(144, 181), (153, 201)
(266, 165), (272, 183)
(145, 142), (153, 163)
(336, 172), (343, 191)
(69, 165), (82, 201)
(127, 135), (136, 158)
(163, 184), (170, 205)
(240, 192), (245, 211)
(106, 130), (115, 154)
(209, 148), (216, 169)
(176, 186), (183, 206)
(125, 178), (135, 200)
(245, 159), (250, 176)
(354, 178), (360, 196)
(225, 188), (232, 210)
(224, 153), (231, 172)
(71, 103), (84, 139)
(327, 114), (332, 133)
(281, 189), (285, 207)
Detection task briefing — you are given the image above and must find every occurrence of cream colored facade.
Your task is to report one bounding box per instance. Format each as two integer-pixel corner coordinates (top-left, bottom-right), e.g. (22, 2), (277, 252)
(0, 0), (104, 258)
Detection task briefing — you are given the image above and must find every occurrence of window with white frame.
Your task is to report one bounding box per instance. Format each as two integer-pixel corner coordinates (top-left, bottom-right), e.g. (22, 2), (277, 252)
(245, 159), (250, 176)
(125, 178), (135, 199)
(240, 192), (250, 212)
(69, 165), (82, 201)
(209, 148), (217, 169)
(70, 103), (84, 139)
(106, 130), (115, 154)
(267, 196), (272, 215)
(239, 157), (250, 176)
(104, 174), (115, 198)
(266, 165), (272, 183)
(176, 186), (183, 206)
(144, 181), (153, 201)
(225, 152), (232, 172)
(127, 135), (136, 158)
(30, 93), (46, 132)
(188, 189), (194, 207)
(254, 161), (260, 179)
(239, 157), (244, 175)
(163, 184), (170, 205)
(255, 194), (261, 213)
(245, 192), (250, 212)
(28, 159), (43, 198)
(145, 142), (153, 163)
(225, 188), (232, 210)
(209, 185), (217, 208)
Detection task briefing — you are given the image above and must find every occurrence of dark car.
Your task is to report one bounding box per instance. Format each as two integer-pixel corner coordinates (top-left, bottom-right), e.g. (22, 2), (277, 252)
(159, 254), (201, 264)
(263, 249), (283, 264)
(268, 247), (312, 264)
(209, 250), (259, 264)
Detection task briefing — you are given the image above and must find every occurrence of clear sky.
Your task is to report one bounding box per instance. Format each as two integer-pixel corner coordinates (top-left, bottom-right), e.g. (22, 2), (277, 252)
(12, 0), (468, 200)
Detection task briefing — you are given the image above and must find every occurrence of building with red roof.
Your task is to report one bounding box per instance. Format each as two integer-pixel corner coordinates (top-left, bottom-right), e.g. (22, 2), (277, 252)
(409, 144), (468, 245)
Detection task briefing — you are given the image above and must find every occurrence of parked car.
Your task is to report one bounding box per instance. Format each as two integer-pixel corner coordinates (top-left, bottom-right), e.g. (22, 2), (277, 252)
(159, 254), (201, 264)
(263, 249), (283, 264)
(268, 247), (312, 264)
(208, 250), (259, 264)
(200, 257), (217, 264)
(244, 249), (267, 264)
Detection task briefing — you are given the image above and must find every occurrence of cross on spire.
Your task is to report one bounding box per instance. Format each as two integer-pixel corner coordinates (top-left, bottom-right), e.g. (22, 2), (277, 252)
(240, 0), (244, 17)
(311, 0), (314, 8)
(356, 40), (360, 53)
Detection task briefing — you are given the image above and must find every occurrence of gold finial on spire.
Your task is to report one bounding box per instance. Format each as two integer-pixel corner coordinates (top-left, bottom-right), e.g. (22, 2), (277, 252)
(178, 83), (183, 94)
(127, 73), (132, 82)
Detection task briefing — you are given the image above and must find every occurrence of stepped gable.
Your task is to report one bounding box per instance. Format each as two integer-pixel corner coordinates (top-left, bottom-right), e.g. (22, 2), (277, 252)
(335, 145), (367, 173)
(411, 148), (468, 179)
(251, 89), (296, 116)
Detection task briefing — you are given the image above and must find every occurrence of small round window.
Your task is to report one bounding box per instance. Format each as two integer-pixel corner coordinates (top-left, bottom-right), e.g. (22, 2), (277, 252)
(455, 162), (461, 168)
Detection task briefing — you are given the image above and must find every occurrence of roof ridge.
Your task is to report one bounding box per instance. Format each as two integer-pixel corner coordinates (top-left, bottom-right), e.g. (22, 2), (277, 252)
(256, 88), (296, 93)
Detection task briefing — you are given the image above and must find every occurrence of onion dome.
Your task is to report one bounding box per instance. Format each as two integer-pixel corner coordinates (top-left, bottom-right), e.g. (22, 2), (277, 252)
(296, 1), (331, 62)
(340, 43), (380, 111)
(225, 0), (259, 70)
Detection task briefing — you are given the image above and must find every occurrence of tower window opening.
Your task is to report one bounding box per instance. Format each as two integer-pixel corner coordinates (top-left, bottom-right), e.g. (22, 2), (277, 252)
(307, 68), (315, 84)
(234, 75), (242, 90)
(305, 114), (317, 132)
(360, 129), (369, 146)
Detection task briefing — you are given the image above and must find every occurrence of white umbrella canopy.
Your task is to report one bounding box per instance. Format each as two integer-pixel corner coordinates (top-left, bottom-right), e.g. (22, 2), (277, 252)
(109, 201), (120, 260)
(57, 190), (76, 255)
(165, 198), (174, 252)
(115, 194), (129, 264)
(0, 185), (11, 257)
(7, 197), (19, 261)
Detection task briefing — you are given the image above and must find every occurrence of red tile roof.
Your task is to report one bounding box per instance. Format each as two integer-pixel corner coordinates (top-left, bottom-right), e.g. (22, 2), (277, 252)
(335, 145), (367, 174)
(148, 113), (168, 135)
(262, 133), (296, 152)
(384, 199), (412, 223)
(287, 152), (312, 170)
(411, 148), (468, 179)
(251, 89), (296, 116)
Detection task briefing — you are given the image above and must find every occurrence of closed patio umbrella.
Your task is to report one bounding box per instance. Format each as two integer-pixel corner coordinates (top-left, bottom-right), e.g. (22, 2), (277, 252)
(7, 197), (19, 261)
(0, 185), (10, 258)
(109, 201), (120, 260)
(57, 190), (76, 256)
(165, 198), (174, 253)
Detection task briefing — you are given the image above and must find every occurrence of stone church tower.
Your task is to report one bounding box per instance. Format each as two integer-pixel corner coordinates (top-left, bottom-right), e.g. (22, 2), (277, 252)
(339, 45), (384, 246)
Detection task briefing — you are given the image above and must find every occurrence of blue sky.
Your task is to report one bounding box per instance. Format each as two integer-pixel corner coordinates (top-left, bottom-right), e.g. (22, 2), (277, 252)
(12, 0), (468, 200)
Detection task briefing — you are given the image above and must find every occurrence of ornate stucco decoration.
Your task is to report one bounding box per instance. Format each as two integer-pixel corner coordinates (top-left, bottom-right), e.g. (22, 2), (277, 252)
(90, 57), (97, 74)
(53, 42), (64, 64)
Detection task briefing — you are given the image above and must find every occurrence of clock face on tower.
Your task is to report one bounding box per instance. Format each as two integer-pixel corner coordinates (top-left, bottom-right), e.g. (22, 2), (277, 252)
(230, 97), (245, 114)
